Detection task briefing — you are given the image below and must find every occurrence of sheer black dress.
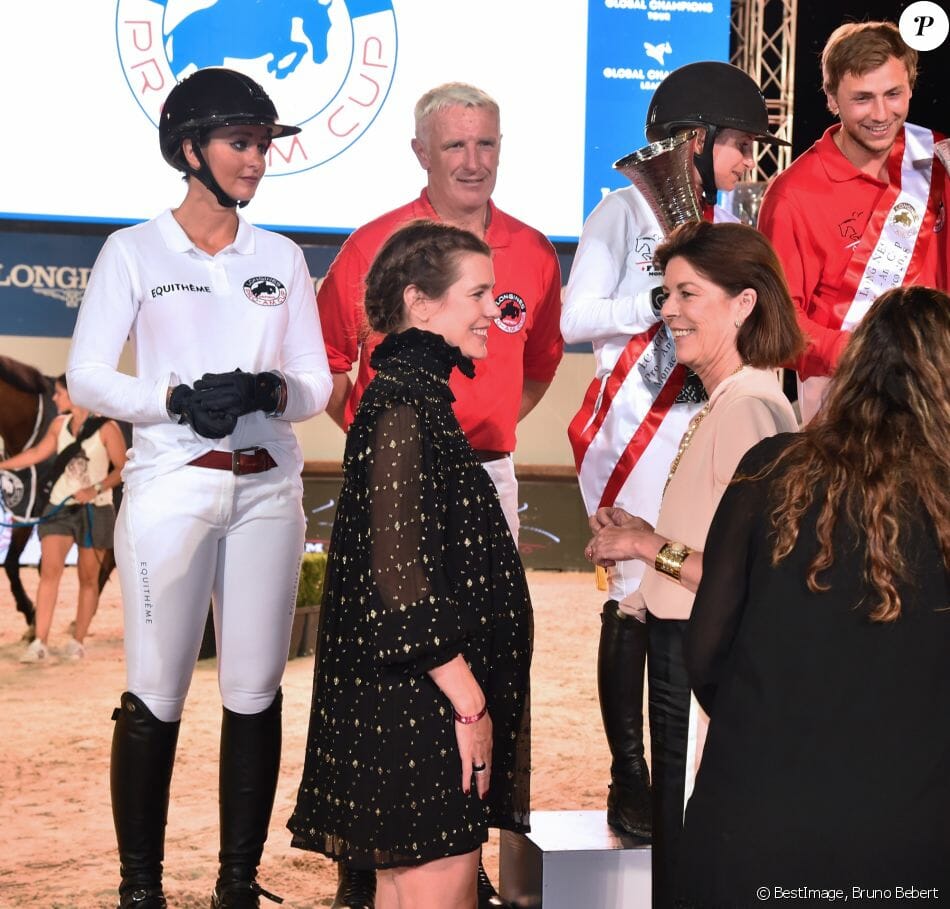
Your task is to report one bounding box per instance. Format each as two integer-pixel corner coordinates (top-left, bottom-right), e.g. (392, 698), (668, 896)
(288, 328), (532, 869)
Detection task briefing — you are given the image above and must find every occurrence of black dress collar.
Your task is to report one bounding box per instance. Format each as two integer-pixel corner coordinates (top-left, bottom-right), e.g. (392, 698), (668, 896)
(370, 328), (476, 382)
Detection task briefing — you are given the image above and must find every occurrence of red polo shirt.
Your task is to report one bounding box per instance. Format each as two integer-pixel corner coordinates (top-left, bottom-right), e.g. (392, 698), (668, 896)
(317, 190), (563, 451)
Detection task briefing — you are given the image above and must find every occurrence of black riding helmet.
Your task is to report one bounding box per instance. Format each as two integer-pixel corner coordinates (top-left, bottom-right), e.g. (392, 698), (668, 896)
(644, 61), (789, 206)
(159, 68), (300, 209)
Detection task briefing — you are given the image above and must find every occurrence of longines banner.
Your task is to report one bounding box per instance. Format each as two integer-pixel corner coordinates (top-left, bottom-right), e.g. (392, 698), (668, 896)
(0, 235), (106, 338)
(1, 1), (728, 241)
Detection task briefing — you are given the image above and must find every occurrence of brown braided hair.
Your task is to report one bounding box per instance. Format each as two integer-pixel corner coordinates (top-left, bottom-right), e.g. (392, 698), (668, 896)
(363, 220), (491, 335)
(763, 286), (950, 621)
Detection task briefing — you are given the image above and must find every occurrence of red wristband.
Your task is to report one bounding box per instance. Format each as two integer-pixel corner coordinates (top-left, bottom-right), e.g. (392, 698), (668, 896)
(453, 704), (487, 725)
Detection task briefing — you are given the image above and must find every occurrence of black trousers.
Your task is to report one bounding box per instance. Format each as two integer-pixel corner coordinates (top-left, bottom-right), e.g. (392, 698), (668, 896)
(646, 613), (693, 909)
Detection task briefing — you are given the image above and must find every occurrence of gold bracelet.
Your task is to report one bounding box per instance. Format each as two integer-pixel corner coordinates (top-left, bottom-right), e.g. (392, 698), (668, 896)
(654, 541), (692, 582)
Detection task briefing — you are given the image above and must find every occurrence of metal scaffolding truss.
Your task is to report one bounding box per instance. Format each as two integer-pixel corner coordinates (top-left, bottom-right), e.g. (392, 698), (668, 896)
(731, 0), (798, 181)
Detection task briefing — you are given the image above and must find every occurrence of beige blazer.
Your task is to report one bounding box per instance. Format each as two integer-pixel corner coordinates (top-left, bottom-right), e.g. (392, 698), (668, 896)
(640, 367), (799, 621)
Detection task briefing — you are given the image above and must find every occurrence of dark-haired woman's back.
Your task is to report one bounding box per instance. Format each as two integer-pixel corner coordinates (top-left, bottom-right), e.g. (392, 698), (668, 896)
(677, 433), (950, 906)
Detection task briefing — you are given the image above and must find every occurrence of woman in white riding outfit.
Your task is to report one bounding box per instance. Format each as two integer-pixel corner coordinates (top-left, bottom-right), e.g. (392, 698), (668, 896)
(66, 68), (331, 909)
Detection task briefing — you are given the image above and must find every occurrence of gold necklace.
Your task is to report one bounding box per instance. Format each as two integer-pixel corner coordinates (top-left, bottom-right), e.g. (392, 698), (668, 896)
(663, 364), (744, 497)
(663, 401), (710, 496)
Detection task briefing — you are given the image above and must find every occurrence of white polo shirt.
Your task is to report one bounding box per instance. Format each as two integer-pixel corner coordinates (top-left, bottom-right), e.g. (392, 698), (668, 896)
(67, 209), (331, 488)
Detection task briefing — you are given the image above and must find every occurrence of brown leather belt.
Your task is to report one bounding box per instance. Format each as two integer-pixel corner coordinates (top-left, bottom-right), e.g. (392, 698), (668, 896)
(472, 449), (509, 464)
(188, 447), (277, 475)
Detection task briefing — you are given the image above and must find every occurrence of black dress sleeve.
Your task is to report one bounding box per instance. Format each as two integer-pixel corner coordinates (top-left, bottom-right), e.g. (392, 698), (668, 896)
(366, 402), (466, 674)
(685, 434), (791, 714)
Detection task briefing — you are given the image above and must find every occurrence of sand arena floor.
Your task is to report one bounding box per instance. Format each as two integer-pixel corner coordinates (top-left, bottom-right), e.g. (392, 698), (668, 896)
(0, 567), (640, 908)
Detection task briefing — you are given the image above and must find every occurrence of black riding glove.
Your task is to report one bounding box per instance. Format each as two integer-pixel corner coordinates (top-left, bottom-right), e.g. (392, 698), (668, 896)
(192, 369), (283, 417)
(168, 383), (193, 416)
(169, 383), (238, 439)
(182, 403), (238, 440)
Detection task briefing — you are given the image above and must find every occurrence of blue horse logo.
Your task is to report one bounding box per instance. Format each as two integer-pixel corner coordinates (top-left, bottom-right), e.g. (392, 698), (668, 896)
(116, 0), (398, 175)
(154, 0), (333, 80)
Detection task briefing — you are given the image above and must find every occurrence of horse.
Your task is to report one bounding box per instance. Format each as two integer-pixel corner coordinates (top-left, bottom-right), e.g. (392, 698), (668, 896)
(0, 356), (124, 631)
(159, 0), (334, 80)
(0, 356), (55, 628)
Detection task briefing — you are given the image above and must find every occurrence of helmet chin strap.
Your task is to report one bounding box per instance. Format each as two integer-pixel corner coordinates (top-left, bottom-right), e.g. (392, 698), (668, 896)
(188, 139), (250, 210)
(693, 123), (720, 207)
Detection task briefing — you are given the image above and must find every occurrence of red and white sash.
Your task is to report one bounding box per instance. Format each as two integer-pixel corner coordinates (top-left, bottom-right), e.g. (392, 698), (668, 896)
(800, 123), (938, 421)
(568, 324), (687, 513)
(569, 205), (723, 515)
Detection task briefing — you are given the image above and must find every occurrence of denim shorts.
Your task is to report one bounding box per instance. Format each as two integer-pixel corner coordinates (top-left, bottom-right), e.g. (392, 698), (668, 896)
(38, 503), (116, 549)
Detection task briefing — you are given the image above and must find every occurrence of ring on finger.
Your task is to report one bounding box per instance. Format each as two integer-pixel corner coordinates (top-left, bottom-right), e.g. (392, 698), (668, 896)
(473, 762), (488, 773)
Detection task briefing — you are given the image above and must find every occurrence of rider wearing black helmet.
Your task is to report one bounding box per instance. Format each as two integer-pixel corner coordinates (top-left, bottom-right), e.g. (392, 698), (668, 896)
(67, 68), (331, 909)
(160, 67), (301, 209)
(562, 61), (784, 909)
(645, 60), (789, 205)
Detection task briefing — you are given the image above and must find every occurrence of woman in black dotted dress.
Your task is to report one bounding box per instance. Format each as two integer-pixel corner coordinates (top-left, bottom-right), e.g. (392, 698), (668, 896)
(288, 221), (532, 908)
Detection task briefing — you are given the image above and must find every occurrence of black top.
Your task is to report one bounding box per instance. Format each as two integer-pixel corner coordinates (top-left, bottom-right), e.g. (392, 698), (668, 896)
(676, 434), (950, 906)
(288, 329), (532, 869)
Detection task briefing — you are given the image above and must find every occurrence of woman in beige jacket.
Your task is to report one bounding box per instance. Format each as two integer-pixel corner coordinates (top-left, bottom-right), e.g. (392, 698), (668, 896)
(587, 221), (804, 908)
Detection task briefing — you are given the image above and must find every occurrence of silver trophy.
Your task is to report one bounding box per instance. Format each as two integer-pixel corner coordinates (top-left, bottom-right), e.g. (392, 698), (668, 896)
(613, 131), (703, 234)
(728, 181), (768, 226)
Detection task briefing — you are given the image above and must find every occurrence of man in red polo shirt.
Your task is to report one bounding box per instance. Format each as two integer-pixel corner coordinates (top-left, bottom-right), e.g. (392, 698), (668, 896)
(317, 81), (562, 909)
(758, 20), (948, 422)
(319, 81), (562, 547)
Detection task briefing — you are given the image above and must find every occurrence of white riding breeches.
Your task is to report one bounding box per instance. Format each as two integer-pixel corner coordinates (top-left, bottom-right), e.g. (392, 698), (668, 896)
(481, 455), (520, 546)
(114, 465), (305, 722)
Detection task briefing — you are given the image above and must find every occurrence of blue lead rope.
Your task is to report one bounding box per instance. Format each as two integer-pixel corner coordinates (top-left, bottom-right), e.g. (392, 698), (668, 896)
(0, 497), (96, 548)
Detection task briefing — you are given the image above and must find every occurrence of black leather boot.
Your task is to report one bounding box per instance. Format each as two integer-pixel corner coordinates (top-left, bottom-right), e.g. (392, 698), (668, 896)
(211, 690), (284, 908)
(331, 863), (376, 908)
(111, 692), (181, 909)
(477, 858), (513, 908)
(598, 601), (652, 840)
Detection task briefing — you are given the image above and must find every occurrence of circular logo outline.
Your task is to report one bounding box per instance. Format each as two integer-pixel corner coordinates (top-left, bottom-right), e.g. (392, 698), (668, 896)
(0, 470), (26, 511)
(890, 201), (921, 236)
(115, 0), (398, 176)
(244, 275), (288, 306)
(899, 1), (949, 51)
(494, 291), (527, 334)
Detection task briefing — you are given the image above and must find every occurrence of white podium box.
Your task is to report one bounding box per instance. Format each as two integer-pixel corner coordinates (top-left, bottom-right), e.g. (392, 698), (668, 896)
(499, 810), (651, 908)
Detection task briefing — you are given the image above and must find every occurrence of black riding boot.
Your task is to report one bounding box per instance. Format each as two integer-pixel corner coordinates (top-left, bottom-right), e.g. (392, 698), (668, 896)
(211, 690), (284, 908)
(477, 857), (513, 908)
(332, 863), (376, 909)
(598, 601), (652, 840)
(112, 691), (181, 909)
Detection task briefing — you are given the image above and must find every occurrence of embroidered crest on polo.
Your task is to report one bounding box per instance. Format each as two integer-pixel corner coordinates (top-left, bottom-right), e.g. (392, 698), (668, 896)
(244, 276), (287, 306)
(494, 292), (527, 334)
(115, 0), (398, 176)
(632, 234), (662, 276)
